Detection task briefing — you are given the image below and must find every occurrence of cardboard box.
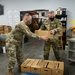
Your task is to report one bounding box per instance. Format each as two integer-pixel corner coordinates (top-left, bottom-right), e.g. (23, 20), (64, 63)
(31, 59), (42, 74)
(4, 26), (9, 34)
(0, 26), (3, 31)
(56, 11), (62, 15)
(39, 60), (53, 75)
(51, 61), (64, 75)
(31, 59), (52, 75)
(35, 30), (53, 39)
(21, 59), (35, 72)
(0, 30), (4, 34)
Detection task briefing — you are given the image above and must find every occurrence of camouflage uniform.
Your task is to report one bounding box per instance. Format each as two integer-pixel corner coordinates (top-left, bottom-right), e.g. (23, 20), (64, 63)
(40, 18), (62, 60)
(6, 21), (40, 70)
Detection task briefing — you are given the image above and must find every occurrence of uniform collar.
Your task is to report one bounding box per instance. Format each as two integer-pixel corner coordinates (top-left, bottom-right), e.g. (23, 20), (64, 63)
(48, 18), (56, 23)
(21, 20), (26, 24)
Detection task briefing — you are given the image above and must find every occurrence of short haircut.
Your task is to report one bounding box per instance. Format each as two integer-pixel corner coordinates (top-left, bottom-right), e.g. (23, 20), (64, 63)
(49, 11), (54, 14)
(24, 13), (30, 16)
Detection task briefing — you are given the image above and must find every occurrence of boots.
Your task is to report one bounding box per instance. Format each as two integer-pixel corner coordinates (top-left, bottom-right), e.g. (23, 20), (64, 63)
(8, 69), (14, 75)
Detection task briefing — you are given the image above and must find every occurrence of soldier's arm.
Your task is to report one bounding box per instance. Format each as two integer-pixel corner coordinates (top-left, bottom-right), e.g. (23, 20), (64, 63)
(19, 23), (41, 39)
(18, 21), (48, 41)
(24, 25), (41, 39)
(54, 20), (62, 33)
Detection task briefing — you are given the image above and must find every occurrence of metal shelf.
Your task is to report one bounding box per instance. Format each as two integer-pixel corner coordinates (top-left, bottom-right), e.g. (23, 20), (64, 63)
(68, 58), (75, 62)
(67, 50), (75, 52)
(67, 38), (75, 62)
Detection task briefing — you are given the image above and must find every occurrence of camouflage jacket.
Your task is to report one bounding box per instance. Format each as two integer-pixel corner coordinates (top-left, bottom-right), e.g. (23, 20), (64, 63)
(6, 21), (40, 44)
(40, 18), (62, 40)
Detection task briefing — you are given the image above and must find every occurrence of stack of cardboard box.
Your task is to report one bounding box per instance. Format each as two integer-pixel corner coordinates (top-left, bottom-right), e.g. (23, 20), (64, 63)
(21, 59), (64, 75)
(0, 25), (12, 46)
(0, 25), (12, 34)
(3, 25), (9, 34)
(0, 26), (4, 34)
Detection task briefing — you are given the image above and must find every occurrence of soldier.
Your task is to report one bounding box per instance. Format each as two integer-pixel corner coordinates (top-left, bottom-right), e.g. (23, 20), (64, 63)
(6, 13), (48, 75)
(39, 11), (62, 61)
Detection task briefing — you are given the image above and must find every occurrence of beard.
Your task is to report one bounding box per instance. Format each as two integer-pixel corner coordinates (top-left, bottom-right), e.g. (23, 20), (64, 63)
(49, 17), (54, 21)
(26, 20), (32, 25)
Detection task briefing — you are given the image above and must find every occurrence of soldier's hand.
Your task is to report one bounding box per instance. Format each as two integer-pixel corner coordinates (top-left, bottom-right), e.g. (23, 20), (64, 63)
(50, 30), (55, 34)
(40, 36), (48, 41)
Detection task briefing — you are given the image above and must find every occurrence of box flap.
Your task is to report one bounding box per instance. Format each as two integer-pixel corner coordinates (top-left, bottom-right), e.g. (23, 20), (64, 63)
(53, 61), (64, 70)
(21, 59), (35, 67)
(31, 59), (41, 68)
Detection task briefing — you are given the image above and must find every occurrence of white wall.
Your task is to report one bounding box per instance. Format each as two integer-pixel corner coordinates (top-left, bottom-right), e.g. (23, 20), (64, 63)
(0, 0), (75, 30)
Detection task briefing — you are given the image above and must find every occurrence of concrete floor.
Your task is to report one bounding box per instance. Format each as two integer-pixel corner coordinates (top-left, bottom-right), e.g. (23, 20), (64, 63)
(0, 38), (75, 75)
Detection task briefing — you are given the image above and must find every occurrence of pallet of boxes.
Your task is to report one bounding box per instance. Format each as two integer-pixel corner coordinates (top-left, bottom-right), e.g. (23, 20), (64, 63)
(0, 25), (12, 34)
(21, 59), (64, 75)
(0, 25), (12, 46)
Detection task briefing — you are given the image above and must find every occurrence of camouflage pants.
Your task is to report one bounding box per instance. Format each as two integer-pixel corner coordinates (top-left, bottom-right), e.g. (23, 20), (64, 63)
(44, 39), (60, 61)
(6, 40), (24, 70)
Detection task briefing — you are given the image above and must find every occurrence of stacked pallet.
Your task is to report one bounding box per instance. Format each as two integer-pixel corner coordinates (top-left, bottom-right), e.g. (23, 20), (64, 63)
(21, 59), (64, 75)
